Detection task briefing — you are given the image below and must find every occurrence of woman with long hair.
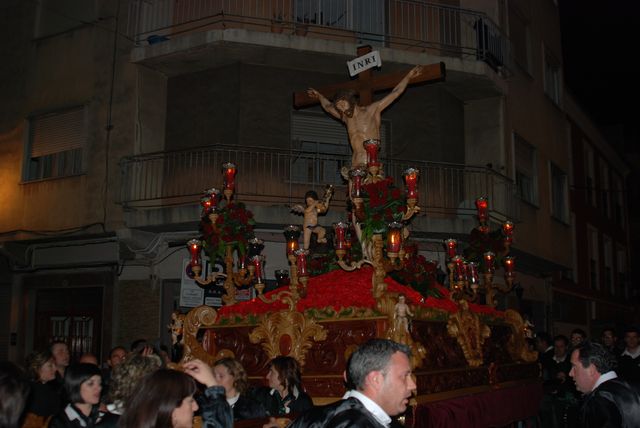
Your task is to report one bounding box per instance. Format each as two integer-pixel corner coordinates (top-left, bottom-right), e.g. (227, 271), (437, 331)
(105, 353), (162, 415)
(119, 359), (231, 428)
(23, 350), (62, 422)
(212, 358), (266, 420)
(259, 356), (313, 416)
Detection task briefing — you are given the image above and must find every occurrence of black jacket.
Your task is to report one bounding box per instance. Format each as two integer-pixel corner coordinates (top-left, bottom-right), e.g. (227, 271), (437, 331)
(231, 394), (267, 421)
(288, 397), (388, 428)
(198, 386), (234, 428)
(579, 378), (640, 428)
(254, 386), (313, 417)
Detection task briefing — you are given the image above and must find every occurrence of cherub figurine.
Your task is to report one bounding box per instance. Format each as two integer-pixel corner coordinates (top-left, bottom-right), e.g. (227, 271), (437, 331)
(394, 294), (414, 334)
(291, 185), (334, 250)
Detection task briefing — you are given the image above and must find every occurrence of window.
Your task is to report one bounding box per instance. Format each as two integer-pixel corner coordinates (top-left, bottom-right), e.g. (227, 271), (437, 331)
(612, 174), (624, 227)
(583, 142), (596, 206)
(290, 111), (389, 185)
(616, 246), (627, 298)
(603, 236), (613, 295)
(24, 107), (86, 182)
(508, 5), (531, 73)
(550, 162), (568, 222)
(543, 47), (561, 105)
(599, 162), (610, 218)
(294, 0), (385, 44)
(587, 225), (599, 290)
(514, 133), (537, 205)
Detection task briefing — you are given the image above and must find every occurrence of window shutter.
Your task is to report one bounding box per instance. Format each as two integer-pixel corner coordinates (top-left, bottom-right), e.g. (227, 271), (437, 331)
(30, 107), (86, 158)
(292, 111), (389, 152)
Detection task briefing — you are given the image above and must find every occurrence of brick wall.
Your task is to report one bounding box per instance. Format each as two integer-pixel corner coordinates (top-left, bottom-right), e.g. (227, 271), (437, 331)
(115, 280), (160, 349)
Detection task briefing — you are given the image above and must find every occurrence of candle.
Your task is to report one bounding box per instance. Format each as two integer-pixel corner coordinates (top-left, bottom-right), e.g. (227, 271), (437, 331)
(467, 262), (479, 285)
(502, 221), (514, 244)
(387, 222), (403, 254)
(475, 197), (488, 222)
(333, 222), (349, 250)
(200, 188), (220, 214)
(504, 256), (515, 277)
(251, 255), (263, 282)
(284, 225), (301, 256)
(187, 239), (202, 268)
(444, 238), (457, 259)
(222, 162), (237, 191)
(349, 168), (367, 198)
(363, 140), (381, 167)
(404, 168), (420, 200)
(483, 251), (495, 272)
(295, 249), (309, 277)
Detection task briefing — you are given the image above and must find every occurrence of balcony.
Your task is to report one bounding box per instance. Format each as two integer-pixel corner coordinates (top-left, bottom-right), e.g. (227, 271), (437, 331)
(119, 145), (519, 227)
(126, 0), (509, 73)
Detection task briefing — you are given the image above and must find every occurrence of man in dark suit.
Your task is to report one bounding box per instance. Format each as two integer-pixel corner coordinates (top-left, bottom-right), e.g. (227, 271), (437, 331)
(617, 326), (640, 383)
(569, 341), (640, 428)
(288, 339), (416, 428)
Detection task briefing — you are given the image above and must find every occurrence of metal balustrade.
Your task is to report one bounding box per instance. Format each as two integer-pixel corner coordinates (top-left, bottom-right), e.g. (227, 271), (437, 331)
(126, 0), (508, 70)
(119, 145), (519, 222)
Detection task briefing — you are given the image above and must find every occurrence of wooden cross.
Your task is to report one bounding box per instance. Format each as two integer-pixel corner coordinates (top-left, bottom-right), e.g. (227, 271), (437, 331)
(293, 45), (446, 108)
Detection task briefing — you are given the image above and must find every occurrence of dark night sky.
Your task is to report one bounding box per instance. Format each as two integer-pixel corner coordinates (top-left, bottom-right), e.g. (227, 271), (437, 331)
(558, 0), (640, 149)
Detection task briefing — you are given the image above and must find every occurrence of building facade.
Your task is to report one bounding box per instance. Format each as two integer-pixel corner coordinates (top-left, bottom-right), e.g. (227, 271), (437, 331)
(0, 0), (631, 362)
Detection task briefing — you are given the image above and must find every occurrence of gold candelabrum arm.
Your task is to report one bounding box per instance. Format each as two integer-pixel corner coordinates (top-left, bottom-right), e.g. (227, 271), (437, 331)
(447, 261), (479, 303)
(254, 254), (307, 311)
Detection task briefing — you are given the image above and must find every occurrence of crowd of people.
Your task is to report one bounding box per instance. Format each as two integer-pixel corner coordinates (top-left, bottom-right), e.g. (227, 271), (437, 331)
(1, 328), (639, 428)
(536, 326), (640, 427)
(0, 338), (416, 428)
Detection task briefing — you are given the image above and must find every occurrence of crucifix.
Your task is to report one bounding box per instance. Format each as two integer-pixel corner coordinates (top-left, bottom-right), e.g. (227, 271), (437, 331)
(293, 45), (446, 167)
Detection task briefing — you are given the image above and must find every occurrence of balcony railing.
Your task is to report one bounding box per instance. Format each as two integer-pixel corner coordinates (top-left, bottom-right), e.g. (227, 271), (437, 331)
(127, 0), (509, 71)
(119, 145), (519, 222)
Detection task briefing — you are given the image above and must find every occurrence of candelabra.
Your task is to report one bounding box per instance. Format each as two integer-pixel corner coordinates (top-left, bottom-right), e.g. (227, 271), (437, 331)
(336, 138), (421, 299)
(443, 197), (516, 307)
(186, 163), (264, 306)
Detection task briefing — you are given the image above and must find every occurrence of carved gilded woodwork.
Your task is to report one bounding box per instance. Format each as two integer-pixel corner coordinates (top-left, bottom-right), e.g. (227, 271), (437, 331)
(378, 294), (427, 369)
(446, 300), (490, 367)
(181, 305), (219, 365)
(504, 309), (538, 363)
(249, 310), (327, 367)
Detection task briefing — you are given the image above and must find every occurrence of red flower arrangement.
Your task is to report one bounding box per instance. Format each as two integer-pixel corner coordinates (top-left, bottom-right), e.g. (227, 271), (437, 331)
(464, 227), (508, 270)
(201, 202), (256, 259)
(360, 177), (406, 239)
(389, 243), (441, 299)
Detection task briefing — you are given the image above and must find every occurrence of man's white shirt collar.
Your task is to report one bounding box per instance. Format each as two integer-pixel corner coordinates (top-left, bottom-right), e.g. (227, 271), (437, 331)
(592, 371), (617, 392)
(552, 354), (567, 363)
(622, 347), (640, 359)
(343, 390), (392, 427)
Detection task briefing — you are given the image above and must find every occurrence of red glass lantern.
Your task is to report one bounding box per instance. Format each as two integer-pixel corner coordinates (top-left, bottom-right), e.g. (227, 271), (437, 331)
(222, 162), (237, 191)
(475, 197), (489, 222)
(404, 168), (420, 200)
(187, 239), (202, 268)
(251, 255), (263, 283)
(452, 256), (465, 281)
(295, 249), (309, 277)
(349, 168), (367, 198)
(483, 251), (495, 272)
(363, 140), (381, 167)
(387, 222), (403, 254)
(444, 238), (457, 259)
(333, 222), (349, 250)
(502, 221), (514, 244)
(284, 225), (301, 256)
(504, 256), (515, 277)
(201, 188), (220, 214)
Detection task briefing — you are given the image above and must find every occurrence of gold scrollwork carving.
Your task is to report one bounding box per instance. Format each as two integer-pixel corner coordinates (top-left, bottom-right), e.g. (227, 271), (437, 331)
(181, 305), (219, 365)
(249, 310), (327, 367)
(504, 309), (538, 363)
(446, 300), (490, 367)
